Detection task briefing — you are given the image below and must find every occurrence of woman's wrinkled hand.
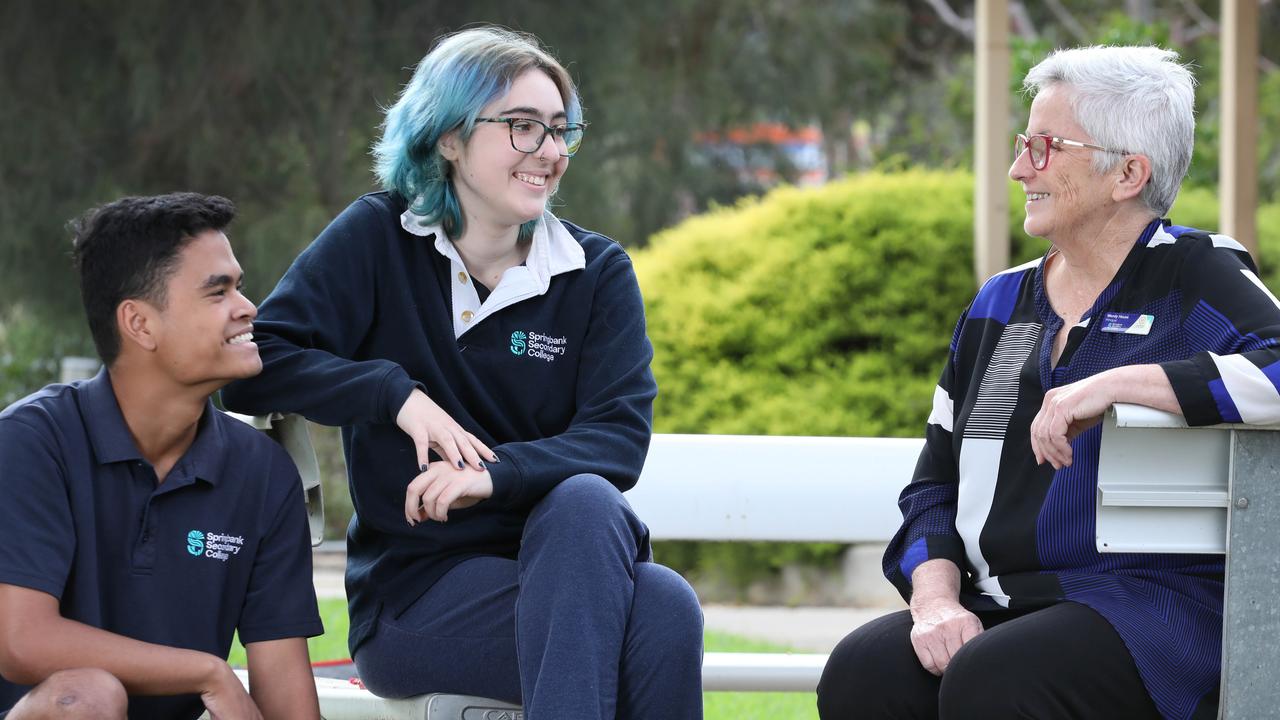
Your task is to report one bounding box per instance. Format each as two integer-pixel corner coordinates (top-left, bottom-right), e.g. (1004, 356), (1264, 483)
(909, 597), (983, 676)
(1031, 372), (1117, 469)
(396, 389), (497, 473)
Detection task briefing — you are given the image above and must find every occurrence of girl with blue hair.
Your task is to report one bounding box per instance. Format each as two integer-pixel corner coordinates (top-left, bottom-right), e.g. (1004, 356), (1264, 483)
(223, 26), (703, 719)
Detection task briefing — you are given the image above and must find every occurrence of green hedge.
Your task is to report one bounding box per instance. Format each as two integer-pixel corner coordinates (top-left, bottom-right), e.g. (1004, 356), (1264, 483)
(636, 170), (977, 439)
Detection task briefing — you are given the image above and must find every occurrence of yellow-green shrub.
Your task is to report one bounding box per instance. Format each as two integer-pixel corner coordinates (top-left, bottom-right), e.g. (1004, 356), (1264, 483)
(637, 170), (988, 438)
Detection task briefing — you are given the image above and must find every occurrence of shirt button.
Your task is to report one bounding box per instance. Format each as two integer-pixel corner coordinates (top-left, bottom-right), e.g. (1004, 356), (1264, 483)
(461, 310), (474, 323)
(458, 272), (468, 284)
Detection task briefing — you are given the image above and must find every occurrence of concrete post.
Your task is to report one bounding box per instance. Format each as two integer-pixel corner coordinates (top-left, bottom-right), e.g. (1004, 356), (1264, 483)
(973, 0), (1010, 285)
(1220, 0), (1259, 262)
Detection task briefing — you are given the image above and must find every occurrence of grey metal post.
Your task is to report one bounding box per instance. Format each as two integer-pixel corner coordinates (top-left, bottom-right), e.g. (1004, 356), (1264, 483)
(1220, 429), (1280, 719)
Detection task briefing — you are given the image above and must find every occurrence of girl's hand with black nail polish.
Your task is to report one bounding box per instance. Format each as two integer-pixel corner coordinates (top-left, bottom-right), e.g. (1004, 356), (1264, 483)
(396, 388), (494, 475)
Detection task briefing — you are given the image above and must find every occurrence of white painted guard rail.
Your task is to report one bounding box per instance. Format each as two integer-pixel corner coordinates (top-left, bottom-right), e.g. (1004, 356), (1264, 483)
(626, 433), (918, 543)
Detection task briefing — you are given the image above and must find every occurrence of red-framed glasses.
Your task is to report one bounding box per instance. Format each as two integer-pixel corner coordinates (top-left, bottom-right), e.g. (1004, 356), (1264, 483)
(1013, 133), (1129, 171)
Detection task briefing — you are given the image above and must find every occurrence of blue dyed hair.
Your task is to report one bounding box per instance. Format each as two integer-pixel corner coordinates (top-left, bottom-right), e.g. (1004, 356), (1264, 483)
(373, 27), (583, 243)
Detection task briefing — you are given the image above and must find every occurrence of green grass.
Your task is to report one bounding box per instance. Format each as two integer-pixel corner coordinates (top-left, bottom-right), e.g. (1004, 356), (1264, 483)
(702, 631), (820, 720)
(230, 598), (818, 720)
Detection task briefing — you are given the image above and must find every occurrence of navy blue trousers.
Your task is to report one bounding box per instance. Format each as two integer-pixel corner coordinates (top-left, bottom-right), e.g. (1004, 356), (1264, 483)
(353, 474), (704, 720)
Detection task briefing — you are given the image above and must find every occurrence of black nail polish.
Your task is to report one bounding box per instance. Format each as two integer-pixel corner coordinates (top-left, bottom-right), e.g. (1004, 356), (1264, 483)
(456, 460), (464, 469)
(479, 461), (487, 470)
(419, 464), (427, 473)
(492, 455), (501, 463)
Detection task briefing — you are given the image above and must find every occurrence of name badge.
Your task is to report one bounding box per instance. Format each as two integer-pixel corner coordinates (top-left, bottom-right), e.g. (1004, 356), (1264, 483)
(1100, 312), (1154, 335)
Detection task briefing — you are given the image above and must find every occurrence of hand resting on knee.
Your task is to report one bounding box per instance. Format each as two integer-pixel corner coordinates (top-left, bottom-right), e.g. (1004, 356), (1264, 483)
(908, 559), (983, 675)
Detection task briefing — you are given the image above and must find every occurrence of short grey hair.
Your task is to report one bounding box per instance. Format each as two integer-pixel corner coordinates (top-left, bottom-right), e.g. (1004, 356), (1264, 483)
(1023, 46), (1196, 217)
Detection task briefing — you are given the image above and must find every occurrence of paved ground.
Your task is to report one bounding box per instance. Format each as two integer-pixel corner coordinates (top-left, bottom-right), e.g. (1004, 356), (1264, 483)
(313, 550), (901, 654)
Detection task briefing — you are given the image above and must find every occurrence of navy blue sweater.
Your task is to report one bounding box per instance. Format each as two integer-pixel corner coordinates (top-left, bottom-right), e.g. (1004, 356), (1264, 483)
(222, 192), (657, 653)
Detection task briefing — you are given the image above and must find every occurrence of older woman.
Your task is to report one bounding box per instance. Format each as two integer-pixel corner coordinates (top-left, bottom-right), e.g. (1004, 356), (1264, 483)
(223, 27), (703, 720)
(817, 46), (1280, 720)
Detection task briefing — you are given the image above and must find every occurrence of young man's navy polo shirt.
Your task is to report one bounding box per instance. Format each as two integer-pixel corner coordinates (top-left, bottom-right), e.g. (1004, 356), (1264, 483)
(0, 369), (323, 719)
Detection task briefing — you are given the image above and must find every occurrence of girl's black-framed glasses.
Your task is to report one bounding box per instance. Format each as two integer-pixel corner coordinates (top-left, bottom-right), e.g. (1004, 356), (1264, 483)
(476, 117), (587, 157)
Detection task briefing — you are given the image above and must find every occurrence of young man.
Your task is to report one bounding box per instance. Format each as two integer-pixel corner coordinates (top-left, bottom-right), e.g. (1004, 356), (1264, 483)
(0, 194), (323, 719)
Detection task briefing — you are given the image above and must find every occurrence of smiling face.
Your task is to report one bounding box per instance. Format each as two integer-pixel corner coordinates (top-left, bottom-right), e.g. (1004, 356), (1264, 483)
(1009, 84), (1116, 242)
(144, 230), (260, 388)
(443, 69), (569, 238)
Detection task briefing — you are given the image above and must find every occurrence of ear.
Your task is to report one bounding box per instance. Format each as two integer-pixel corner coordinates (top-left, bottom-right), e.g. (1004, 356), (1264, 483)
(438, 129), (462, 163)
(1111, 154), (1153, 203)
(116, 299), (159, 354)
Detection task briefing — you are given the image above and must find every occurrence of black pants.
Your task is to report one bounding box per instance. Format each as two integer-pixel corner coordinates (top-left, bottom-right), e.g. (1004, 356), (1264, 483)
(816, 602), (1167, 720)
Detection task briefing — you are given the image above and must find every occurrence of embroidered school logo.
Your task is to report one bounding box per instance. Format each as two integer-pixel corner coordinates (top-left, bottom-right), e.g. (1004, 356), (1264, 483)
(510, 331), (527, 355)
(521, 331), (569, 363)
(186, 530), (204, 556)
(186, 529), (245, 562)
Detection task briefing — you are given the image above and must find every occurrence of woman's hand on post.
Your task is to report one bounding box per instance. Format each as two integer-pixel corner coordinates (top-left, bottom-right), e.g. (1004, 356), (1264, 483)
(403, 463), (493, 524)
(1031, 372), (1118, 469)
(1031, 365), (1180, 469)
(395, 389), (497, 473)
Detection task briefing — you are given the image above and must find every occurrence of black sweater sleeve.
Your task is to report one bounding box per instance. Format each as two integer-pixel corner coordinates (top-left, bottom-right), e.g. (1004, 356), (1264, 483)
(222, 198), (418, 426)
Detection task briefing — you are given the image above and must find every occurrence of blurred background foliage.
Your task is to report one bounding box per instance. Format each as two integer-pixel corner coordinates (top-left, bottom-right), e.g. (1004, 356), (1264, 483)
(3, 1), (1279, 593)
(5, 1), (1280, 371)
